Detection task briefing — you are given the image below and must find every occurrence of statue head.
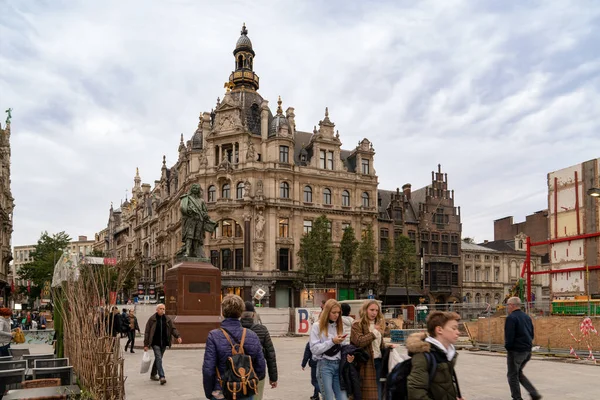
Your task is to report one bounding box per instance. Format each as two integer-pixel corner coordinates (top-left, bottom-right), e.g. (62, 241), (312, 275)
(190, 183), (202, 196)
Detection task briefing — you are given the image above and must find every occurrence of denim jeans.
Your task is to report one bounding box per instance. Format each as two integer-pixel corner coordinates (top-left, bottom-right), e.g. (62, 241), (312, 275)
(310, 364), (320, 397)
(317, 359), (348, 400)
(151, 345), (167, 378)
(0, 343), (10, 357)
(507, 351), (539, 400)
(374, 357), (383, 400)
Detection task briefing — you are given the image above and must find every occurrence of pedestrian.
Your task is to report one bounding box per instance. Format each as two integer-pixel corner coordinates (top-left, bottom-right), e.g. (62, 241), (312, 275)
(107, 306), (122, 337)
(505, 297), (542, 400)
(310, 298), (353, 400)
(302, 341), (321, 400)
(0, 308), (17, 356)
(241, 301), (278, 399)
(121, 308), (128, 338)
(125, 309), (140, 353)
(202, 294), (266, 400)
(406, 311), (463, 400)
(350, 300), (395, 400)
(143, 303), (183, 385)
(39, 313), (47, 330)
(341, 303), (354, 345)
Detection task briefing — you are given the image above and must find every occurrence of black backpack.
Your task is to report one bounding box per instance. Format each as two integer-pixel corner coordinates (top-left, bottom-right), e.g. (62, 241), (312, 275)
(384, 352), (437, 400)
(217, 328), (259, 400)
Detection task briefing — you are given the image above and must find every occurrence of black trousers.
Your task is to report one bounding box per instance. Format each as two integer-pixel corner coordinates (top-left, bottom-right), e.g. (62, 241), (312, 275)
(125, 330), (136, 351)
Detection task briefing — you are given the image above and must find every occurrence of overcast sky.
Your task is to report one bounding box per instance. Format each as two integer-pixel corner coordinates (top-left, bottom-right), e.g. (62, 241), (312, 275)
(1, 0), (599, 247)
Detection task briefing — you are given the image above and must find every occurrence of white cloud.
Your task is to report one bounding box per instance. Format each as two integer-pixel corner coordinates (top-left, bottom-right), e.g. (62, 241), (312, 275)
(1, 0), (599, 246)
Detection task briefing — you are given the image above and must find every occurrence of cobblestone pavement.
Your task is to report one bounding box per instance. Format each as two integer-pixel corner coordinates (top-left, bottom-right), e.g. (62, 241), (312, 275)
(17, 337), (599, 400)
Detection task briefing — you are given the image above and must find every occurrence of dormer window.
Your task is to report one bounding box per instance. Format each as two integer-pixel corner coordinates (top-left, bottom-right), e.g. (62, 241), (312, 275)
(361, 159), (370, 174)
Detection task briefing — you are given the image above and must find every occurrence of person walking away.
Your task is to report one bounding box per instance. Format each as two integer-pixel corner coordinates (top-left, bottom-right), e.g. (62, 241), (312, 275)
(302, 341), (320, 400)
(121, 308), (128, 338)
(125, 309), (140, 353)
(406, 311), (463, 400)
(143, 303), (183, 385)
(350, 300), (395, 400)
(107, 306), (122, 337)
(202, 294), (266, 400)
(505, 297), (542, 400)
(341, 303), (354, 345)
(241, 301), (278, 399)
(310, 299), (353, 400)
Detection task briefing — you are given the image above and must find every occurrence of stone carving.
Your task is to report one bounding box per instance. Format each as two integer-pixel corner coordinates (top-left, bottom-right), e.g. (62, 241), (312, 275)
(254, 242), (264, 265)
(246, 138), (256, 161)
(256, 180), (264, 199)
(180, 184), (216, 259)
(217, 110), (240, 131)
(217, 156), (233, 173)
(255, 210), (265, 239)
(198, 149), (208, 167)
(5, 108), (12, 124)
(244, 179), (252, 198)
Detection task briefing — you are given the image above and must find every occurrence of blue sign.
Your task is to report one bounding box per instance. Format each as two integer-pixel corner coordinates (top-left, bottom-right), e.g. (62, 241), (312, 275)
(368, 294), (374, 299)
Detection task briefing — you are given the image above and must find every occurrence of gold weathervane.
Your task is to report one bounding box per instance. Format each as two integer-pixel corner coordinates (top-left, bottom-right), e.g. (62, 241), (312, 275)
(224, 81), (234, 92)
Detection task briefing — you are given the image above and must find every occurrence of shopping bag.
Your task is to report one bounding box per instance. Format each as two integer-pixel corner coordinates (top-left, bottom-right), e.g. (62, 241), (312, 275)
(140, 350), (152, 374)
(388, 347), (406, 371)
(13, 328), (25, 344)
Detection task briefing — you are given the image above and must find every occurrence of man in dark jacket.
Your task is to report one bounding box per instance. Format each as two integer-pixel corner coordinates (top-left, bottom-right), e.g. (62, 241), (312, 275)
(107, 306), (122, 337)
(241, 301), (277, 399)
(202, 295), (266, 400)
(143, 303), (182, 385)
(505, 297), (542, 400)
(301, 342), (320, 400)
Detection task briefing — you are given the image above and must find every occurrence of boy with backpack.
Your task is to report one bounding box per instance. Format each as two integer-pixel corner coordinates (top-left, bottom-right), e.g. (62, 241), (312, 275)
(203, 295), (266, 400)
(385, 311), (463, 400)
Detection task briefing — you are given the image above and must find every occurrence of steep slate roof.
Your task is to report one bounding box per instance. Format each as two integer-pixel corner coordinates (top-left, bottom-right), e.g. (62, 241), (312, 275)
(377, 189), (394, 220)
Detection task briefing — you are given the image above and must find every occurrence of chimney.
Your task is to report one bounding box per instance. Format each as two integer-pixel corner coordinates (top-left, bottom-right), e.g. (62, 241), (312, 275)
(484, 240), (489, 244)
(78, 235), (88, 242)
(402, 183), (412, 200)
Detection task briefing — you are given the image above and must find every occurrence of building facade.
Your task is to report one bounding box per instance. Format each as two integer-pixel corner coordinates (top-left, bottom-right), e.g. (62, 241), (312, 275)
(0, 118), (14, 307)
(494, 210), (550, 260)
(11, 235), (95, 304)
(377, 164), (463, 304)
(97, 25), (379, 307)
(548, 158), (600, 299)
(464, 238), (544, 307)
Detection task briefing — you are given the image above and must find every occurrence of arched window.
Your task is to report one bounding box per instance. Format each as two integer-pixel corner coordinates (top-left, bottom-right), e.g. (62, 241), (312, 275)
(465, 293), (471, 303)
(475, 293), (481, 303)
(237, 55), (243, 69)
(208, 185), (216, 202)
(222, 219), (233, 237)
(222, 183), (230, 199)
(280, 182), (290, 198)
(484, 293), (491, 305)
(236, 182), (244, 199)
(323, 188), (332, 205)
(342, 190), (350, 206)
(362, 192), (370, 207)
(304, 186), (312, 203)
(494, 293), (501, 305)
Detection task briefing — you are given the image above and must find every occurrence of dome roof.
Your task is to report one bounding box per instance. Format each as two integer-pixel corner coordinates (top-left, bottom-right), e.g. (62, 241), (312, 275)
(269, 114), (289, 137)
(234, 24), (254, 55)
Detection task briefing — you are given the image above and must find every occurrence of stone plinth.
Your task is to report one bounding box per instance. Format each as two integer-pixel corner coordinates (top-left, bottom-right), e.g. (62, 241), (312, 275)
(164, 260), (222, 343)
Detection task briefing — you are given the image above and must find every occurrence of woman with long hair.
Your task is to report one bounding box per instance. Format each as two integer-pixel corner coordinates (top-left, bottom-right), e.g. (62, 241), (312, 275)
(309, 299), (350, 400)
(350, 300), (394, 400)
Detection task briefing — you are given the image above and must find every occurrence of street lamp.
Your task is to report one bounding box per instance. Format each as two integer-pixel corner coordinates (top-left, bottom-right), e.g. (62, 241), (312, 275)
(587, 187), (600, 316)
(588, 187), (600, 197)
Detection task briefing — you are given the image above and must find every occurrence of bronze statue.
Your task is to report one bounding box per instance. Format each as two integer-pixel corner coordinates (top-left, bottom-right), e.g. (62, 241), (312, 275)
(5, 108), (12, 124)
(180, 184), (216, 259)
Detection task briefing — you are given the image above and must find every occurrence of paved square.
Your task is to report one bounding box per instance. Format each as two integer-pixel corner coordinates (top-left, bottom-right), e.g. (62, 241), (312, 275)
(119, 336), (598, 400)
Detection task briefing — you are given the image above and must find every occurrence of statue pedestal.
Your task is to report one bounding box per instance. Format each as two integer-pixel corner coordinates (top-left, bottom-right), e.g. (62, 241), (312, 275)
(164, 260), (222, 343)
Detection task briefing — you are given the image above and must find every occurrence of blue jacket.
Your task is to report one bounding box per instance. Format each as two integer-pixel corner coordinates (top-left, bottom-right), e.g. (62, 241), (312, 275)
(202, 318), (266, 399)
(505, 309), (534, 352)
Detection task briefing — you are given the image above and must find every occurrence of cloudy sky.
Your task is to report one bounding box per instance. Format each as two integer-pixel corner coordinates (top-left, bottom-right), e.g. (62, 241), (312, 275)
(1, 0), (599, 246)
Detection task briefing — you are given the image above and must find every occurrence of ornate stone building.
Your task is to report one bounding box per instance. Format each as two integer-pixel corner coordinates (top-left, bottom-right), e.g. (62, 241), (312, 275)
(0, 117), (14, 307)
(97, 25), (379, 307)
(377, 164), (463, 304)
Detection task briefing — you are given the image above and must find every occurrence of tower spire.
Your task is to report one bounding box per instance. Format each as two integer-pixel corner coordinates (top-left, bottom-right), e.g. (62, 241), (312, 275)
(229, 23), (259, 91)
